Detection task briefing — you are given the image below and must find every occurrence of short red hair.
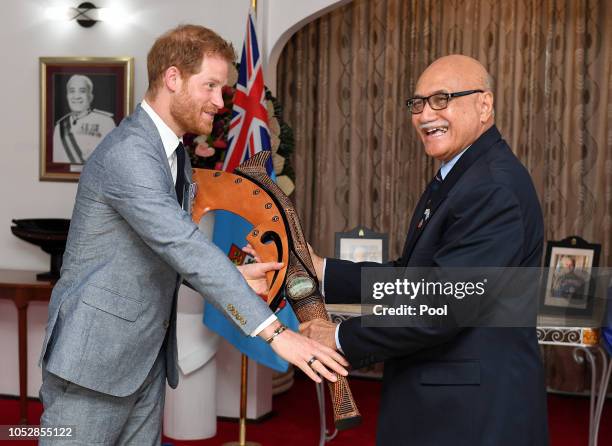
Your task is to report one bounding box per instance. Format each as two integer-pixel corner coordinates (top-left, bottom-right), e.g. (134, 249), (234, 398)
(147, 24), (235, 95)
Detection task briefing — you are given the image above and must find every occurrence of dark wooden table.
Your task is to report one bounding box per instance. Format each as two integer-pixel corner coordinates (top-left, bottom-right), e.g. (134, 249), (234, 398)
(0, 270), (53, 424)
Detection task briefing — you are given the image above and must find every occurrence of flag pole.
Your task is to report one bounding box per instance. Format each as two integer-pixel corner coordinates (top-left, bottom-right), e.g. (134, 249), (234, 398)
(220, 5), (269, 444)
(223, 354), (261, 446)
(224, 10), (259, 444)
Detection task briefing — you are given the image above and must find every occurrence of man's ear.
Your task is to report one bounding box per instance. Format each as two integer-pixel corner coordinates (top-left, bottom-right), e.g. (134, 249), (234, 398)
(163, 66), (182, 93)
(480, 91), (494, 122)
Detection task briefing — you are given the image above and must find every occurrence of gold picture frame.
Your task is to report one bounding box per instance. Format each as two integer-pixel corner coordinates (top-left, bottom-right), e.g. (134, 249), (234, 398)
(39, 57), (134, 181)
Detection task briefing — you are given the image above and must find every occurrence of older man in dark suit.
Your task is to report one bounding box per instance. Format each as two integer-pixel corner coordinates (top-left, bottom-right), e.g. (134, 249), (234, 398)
(302, 55), (549, 445)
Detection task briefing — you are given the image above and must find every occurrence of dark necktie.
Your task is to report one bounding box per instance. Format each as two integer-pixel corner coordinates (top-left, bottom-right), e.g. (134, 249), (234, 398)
(398, 167), (445, 263)
(174, 142), (185, 205)
(416, 168), (443, 230)
(431, 168), (443, 192)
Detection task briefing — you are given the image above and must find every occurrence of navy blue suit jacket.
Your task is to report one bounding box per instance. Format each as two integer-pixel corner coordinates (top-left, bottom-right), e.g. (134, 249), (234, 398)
(325, 126), (549, 445)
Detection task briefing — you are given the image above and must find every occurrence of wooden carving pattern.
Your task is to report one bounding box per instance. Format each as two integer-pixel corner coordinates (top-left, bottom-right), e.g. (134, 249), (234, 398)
(236, 154), (316, 276)
(192, 152), (361, 429)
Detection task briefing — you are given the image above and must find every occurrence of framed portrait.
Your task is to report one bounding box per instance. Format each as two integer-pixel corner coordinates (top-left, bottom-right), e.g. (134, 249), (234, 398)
(329, 226), (388, 379)
(541, 236), (601, 317)
(39, 57), (134, 181)
(335, 226), (388, 263)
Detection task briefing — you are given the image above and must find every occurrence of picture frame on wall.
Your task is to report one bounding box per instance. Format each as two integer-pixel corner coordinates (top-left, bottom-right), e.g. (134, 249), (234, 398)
(334, 226), (388, 263)
(39, 57), (134, 181)
(541, 236), (601, 318)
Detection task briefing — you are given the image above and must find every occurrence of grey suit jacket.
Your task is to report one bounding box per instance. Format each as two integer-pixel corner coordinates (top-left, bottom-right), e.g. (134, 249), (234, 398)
(40, 105), (273, 397)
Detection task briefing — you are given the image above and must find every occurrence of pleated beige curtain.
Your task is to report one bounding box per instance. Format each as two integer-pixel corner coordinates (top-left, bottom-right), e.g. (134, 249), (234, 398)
(276, 0), (612, 267)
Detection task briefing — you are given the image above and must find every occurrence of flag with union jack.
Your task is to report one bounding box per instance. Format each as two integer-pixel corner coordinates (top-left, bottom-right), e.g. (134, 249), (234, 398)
(222, 11), (273, 174)
(203, 9), (298, 372)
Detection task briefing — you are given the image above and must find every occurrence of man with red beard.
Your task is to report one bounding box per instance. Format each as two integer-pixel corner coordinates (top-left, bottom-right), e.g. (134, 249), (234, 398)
(39, 25), (348, 445)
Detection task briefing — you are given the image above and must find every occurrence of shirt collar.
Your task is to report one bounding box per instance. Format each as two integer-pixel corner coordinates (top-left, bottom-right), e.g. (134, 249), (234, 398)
(439, 145), (470, 180)
(141, 99), (181, 159)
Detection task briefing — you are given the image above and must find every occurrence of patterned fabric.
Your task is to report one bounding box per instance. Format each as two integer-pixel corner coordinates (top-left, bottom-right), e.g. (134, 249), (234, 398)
(276, 0), (612, 269)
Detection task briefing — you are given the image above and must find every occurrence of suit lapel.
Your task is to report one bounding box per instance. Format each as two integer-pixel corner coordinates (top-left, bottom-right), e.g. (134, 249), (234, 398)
(402, 125), (503, 263)
(135, 106), (189, 293)
(399, 181), (436, 262)
(134, 105), (176, 188)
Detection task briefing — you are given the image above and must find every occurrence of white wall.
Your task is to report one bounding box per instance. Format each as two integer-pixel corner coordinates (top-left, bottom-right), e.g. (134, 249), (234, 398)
(0, 0), (342, 398)
(1, 0), (253, 272)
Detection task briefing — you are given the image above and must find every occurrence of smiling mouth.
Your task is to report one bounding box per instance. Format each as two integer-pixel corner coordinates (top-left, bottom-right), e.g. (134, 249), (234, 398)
(423, 127), (448, 137)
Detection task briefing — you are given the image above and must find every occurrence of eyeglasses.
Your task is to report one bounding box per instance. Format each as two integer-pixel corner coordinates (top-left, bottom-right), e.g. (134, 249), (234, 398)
(405, 89), (484, 114)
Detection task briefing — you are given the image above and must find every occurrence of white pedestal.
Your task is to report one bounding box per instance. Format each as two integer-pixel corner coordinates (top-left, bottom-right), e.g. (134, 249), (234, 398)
(163, 212), (272, 438)
(163, 285), (220, 440)
(215, 338), (273, 420)
(163, 357), (218, 440)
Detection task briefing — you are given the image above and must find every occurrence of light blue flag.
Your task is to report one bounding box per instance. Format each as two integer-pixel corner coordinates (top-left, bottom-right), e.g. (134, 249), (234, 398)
(203, 210), (299, 372)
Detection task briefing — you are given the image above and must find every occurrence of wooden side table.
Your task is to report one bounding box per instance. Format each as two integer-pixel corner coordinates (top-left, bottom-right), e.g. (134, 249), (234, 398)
(0, 270), (53, 424)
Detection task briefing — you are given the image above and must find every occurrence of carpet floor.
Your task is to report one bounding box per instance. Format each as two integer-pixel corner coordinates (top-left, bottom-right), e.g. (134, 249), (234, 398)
(0, 376), (610, 445)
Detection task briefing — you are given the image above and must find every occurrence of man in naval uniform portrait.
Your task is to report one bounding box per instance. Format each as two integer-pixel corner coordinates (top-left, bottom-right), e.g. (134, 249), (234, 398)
(52, 74), (116, 164)
(551, 255), (587, 303)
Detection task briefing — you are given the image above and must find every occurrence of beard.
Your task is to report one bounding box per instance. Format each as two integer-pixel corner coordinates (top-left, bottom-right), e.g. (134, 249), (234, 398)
(170, 86), (215, 136)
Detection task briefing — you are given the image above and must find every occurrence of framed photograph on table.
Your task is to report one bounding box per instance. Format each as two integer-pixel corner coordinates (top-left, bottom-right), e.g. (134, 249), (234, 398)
(541, 236), (600, 318)
(40, 57), (134, 181)
(331, 226), (388, 379)
(335, 226), (388, 263)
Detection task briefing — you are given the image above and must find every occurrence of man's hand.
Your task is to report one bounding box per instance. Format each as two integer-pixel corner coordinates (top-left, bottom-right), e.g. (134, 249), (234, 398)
(299, 319), (338, 351)
(259, 321), (349, 384)
(237, 261), (283, 297)
(244, 242), (324, 282)
(307, 243), (324, 282)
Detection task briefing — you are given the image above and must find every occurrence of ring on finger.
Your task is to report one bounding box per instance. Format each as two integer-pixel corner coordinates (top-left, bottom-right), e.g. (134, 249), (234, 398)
(307, 356), (317, 367)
